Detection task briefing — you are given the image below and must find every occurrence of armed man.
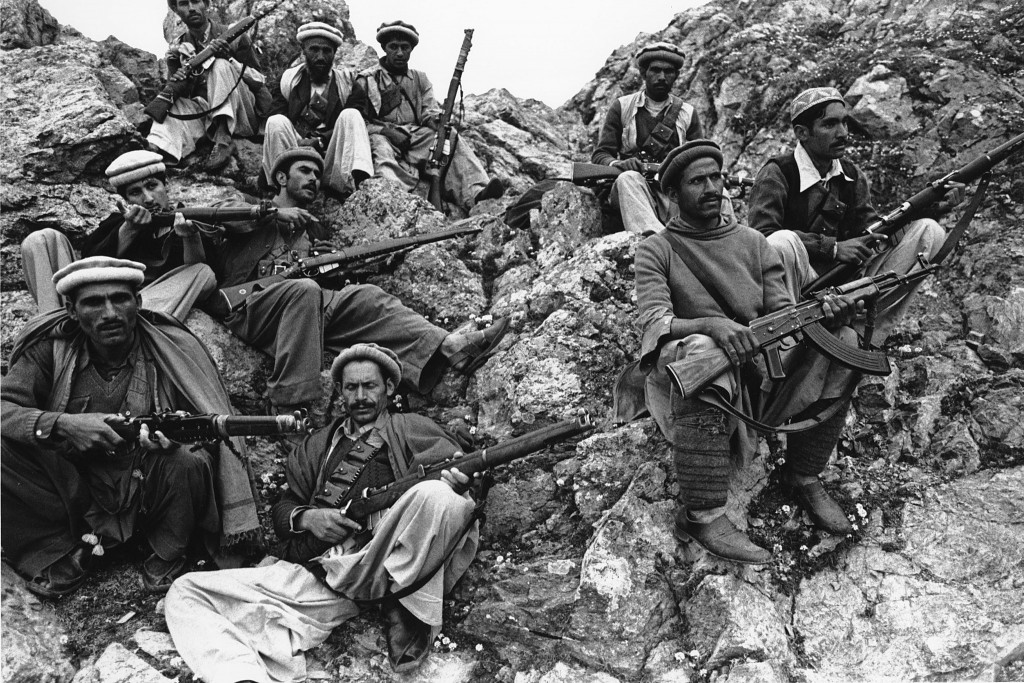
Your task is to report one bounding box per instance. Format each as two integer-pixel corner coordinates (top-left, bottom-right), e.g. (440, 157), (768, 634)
(346, 20), (504, 210)
(148, 0), (268, 171)
(261, 21), (373, 199)
(20, 150), (216, 321)
(592, 42), (704, 234)
(166, 343), (478, 678)
(209, 147), (508, 415)
(618, 140), (863, 564)
(749, 87), (946, 341)
(1, 257), (261, 596)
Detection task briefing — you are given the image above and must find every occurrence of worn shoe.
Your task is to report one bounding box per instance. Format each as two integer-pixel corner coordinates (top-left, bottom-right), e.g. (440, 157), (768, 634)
(140, 554), (188, 594)
(384, 601), (432, 673)
(473, 177), (505, 204)
(204, 140), (236, 173)
(782, 477), (854, 535)
(674, 510), (771, 565)
(448, 317), (510, 374)
(25, 546), (91, 599)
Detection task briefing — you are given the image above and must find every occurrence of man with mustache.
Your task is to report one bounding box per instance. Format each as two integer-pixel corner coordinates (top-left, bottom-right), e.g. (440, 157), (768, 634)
(346, 20), (504, 211)
(19, 150), (216, 321)
(749, 87), (945, 342)
(147, 0), (269, 172)
(261, 21), (373, 199)
(1, 257), (260, 597)
(166, 344), (478, 677)
(210, 147), (509, 416)
(620, 140), (862, 564)
(592, 42), (703, 234)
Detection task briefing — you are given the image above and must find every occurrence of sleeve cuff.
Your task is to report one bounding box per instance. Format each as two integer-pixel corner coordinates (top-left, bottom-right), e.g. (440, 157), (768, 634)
(822, 236), (837, 261)
(289, 506), (312, 534)
(33, 411), (61, 441)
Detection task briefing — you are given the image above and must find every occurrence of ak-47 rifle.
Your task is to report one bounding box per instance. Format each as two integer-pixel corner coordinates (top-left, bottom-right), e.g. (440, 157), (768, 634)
(670, 265), (939, 399)
(212, 222), (482, 316)
(107, 411), (309, 444)
(144, 2), (280, 123)
(426, 29), (474, 211)
(802, 132), (1024, 296)
(571, 161), (754, 194)
(147, 204), (278, 229)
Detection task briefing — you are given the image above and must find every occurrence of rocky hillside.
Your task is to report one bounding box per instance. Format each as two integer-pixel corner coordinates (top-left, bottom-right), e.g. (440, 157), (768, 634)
(2, 0), (1023, 681)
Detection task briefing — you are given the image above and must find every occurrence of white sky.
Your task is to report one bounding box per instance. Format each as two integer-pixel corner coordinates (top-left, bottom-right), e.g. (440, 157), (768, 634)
(38, 0), (704, 107)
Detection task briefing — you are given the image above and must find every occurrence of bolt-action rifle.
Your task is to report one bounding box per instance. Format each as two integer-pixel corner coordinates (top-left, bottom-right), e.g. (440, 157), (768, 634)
(107, 411), (309, 445)
(670, 266), (938, 399)
(802, 132), (1024, 296)
(212, 222), (482, 316)
(571, 161), (754, 194)
(426, 29), (474, 211)
(147, 204), (278, 229)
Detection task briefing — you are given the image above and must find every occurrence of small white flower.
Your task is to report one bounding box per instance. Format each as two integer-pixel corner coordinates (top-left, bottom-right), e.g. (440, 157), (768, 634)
(673, 652), (687, 663)
(496, 555), (504, 563)
(781, 505), (792, 514)
(475, 643), (484, 652)
(800, 545), (809, 552)
(441, 636), (450, 645)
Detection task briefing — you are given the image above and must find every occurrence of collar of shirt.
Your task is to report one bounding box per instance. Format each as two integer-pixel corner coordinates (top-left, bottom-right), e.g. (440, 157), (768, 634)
(794, 142), (852, 193)
(333, 411), (389, 446)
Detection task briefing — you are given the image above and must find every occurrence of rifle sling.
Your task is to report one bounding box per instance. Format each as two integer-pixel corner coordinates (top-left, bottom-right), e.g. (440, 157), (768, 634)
(929, 172), (992, 266)
(167, 62), (249, 122)
(661, 230), (747, 323)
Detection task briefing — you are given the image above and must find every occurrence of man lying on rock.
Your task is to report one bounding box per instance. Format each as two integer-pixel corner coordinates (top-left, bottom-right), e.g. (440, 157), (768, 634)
(748, 86), (947, 343)
(166, 343), (479, 678)
(208, 147), (509, 415)
(1, 256), (260, 596)
(346, 20), (504, 211)
(261, 20), (373, 200)
(20, 150), (217, 322)
(617, 140), (863, 564)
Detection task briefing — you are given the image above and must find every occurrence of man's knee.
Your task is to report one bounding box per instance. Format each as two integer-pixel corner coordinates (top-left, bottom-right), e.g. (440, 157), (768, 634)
(265, 114), (293, 136)
(910, 218), (946, 256)
(275, 277), (323, 301)
(159, 446), (211, 477)
(766, 229), (803, 255)
(405, 480), (471, 515)
(21, 228), (67, 253)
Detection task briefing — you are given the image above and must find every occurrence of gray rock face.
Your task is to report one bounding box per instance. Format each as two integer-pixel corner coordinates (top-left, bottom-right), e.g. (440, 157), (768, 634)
(70, 643), (173, 683)
(1, 564), (76, 683)
(1, 0), (59, 50)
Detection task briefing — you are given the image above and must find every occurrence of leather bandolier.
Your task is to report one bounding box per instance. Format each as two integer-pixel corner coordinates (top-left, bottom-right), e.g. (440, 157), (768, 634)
(637, 99), (683, 164)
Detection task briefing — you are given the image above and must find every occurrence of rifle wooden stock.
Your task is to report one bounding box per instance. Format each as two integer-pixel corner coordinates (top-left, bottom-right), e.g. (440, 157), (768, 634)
(149, 204), (277, 228)
(802, 131), (1024, 296)
(345, 415), (594, 520)
(426, 29), (474, 210)
(108, 412), (309, 443)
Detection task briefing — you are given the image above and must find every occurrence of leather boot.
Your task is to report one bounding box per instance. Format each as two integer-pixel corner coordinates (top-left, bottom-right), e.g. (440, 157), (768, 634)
(383, 600), (432, 673)
(674, 509), (771, 564)
(781, 475), (854, 535)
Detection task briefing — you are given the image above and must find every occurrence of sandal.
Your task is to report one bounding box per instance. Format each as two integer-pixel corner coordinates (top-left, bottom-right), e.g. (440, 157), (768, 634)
(447, 317), (510, 374)
(140, 554), (188, 594)
(25, 546), (91, 599)
(383, 601), (432, 673)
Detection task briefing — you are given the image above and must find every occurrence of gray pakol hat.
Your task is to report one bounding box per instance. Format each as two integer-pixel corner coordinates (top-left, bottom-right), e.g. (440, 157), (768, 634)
(331, 343), (402, 386)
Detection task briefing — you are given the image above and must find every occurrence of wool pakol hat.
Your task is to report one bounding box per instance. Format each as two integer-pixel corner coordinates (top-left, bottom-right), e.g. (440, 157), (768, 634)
(105, 150), (166, 191)
(271, 147), (324, 179)
(53, 256), (146, 296)
(375, 20), (419, 47)
(296, 21), (344, 47)
(331, 343), (402, 386)
(635, 42), (685, 70)
(790, 87), (846, 122)
(659, 139), (724, 193)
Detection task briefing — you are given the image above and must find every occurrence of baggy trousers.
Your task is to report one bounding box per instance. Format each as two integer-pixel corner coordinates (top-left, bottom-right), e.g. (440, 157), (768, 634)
(609, 170), (679, 234)
(261, 111), (373, 195)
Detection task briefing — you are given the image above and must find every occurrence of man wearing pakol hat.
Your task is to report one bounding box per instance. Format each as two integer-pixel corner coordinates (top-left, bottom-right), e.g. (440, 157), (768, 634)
(616, 140), (863, 564)
(19, 150), (217, 321)
(345, 20), (504, 210)
(147, 0), (270, 171)
(1, 256), (262, 597)
(592, 42), (704, 234)
(166, 343), (479, 677)
(749, 86), (947, 342)
(261, 20), (373, 198)
(210, 147), (509, 415)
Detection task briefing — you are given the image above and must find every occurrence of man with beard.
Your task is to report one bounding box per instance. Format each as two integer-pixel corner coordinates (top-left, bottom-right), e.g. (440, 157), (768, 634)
(619, 140), (861, 564)
(20, 150), (216, 321)
(166, 343), (479, 678)
(592, 42), (704, 234)
(210, 148), (509, 415)
(147, 0), (268, 171)
(261, 21), (373, 198)
(1, 257), (260, 596)
(748, 87), (946, 342)
(346, 20), (504, 210)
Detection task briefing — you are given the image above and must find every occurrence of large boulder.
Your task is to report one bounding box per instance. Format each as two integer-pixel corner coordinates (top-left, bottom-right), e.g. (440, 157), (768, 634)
(0, 0), (59, 50)
(1, 564), (76, 683)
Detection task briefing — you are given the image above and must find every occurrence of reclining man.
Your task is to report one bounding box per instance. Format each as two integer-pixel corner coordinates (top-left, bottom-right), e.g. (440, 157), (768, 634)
(621, 140), (862, 564)
(261, 21), (373, 199)
(748, 87), (946, 343)
(148, 0), (268, 171)
(167, 343), (479, 678)
(592, 42), (704, 234)
(210, 147), (508, 414)
(1, 257), (260, 596)
(20, 150), (216, 321)
(346, 20), (504, 210)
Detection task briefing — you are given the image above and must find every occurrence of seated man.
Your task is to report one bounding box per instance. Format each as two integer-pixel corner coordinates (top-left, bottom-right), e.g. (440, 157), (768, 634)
(748, 86), (946, 342)
(347, 20), (503, 210)
(210, 147), (509, 413)
(20, 150), (216, 321)
(592, 42), (703, 234)
(148, 0), (268, 171)
(261, 21), (373, 198)
(623, 140), (861, 564)
(1, 257), (260, 596)
(166, 344), (478, 678)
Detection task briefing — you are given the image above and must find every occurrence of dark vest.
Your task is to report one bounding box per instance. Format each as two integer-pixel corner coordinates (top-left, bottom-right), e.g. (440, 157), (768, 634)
(768, 152), (860, 237)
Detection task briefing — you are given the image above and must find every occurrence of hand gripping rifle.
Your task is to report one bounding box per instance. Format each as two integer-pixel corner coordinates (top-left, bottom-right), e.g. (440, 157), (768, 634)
(670, 265), (939, 399)
(144, 1), (280, 123)
(802, 132), (1024, 296)
(107, 411), (309, 451)
(571, 161), (755, 195)
(426, 29), (474, 211)
(148, 204), (278, 229)
(212, 222), (482, 316)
